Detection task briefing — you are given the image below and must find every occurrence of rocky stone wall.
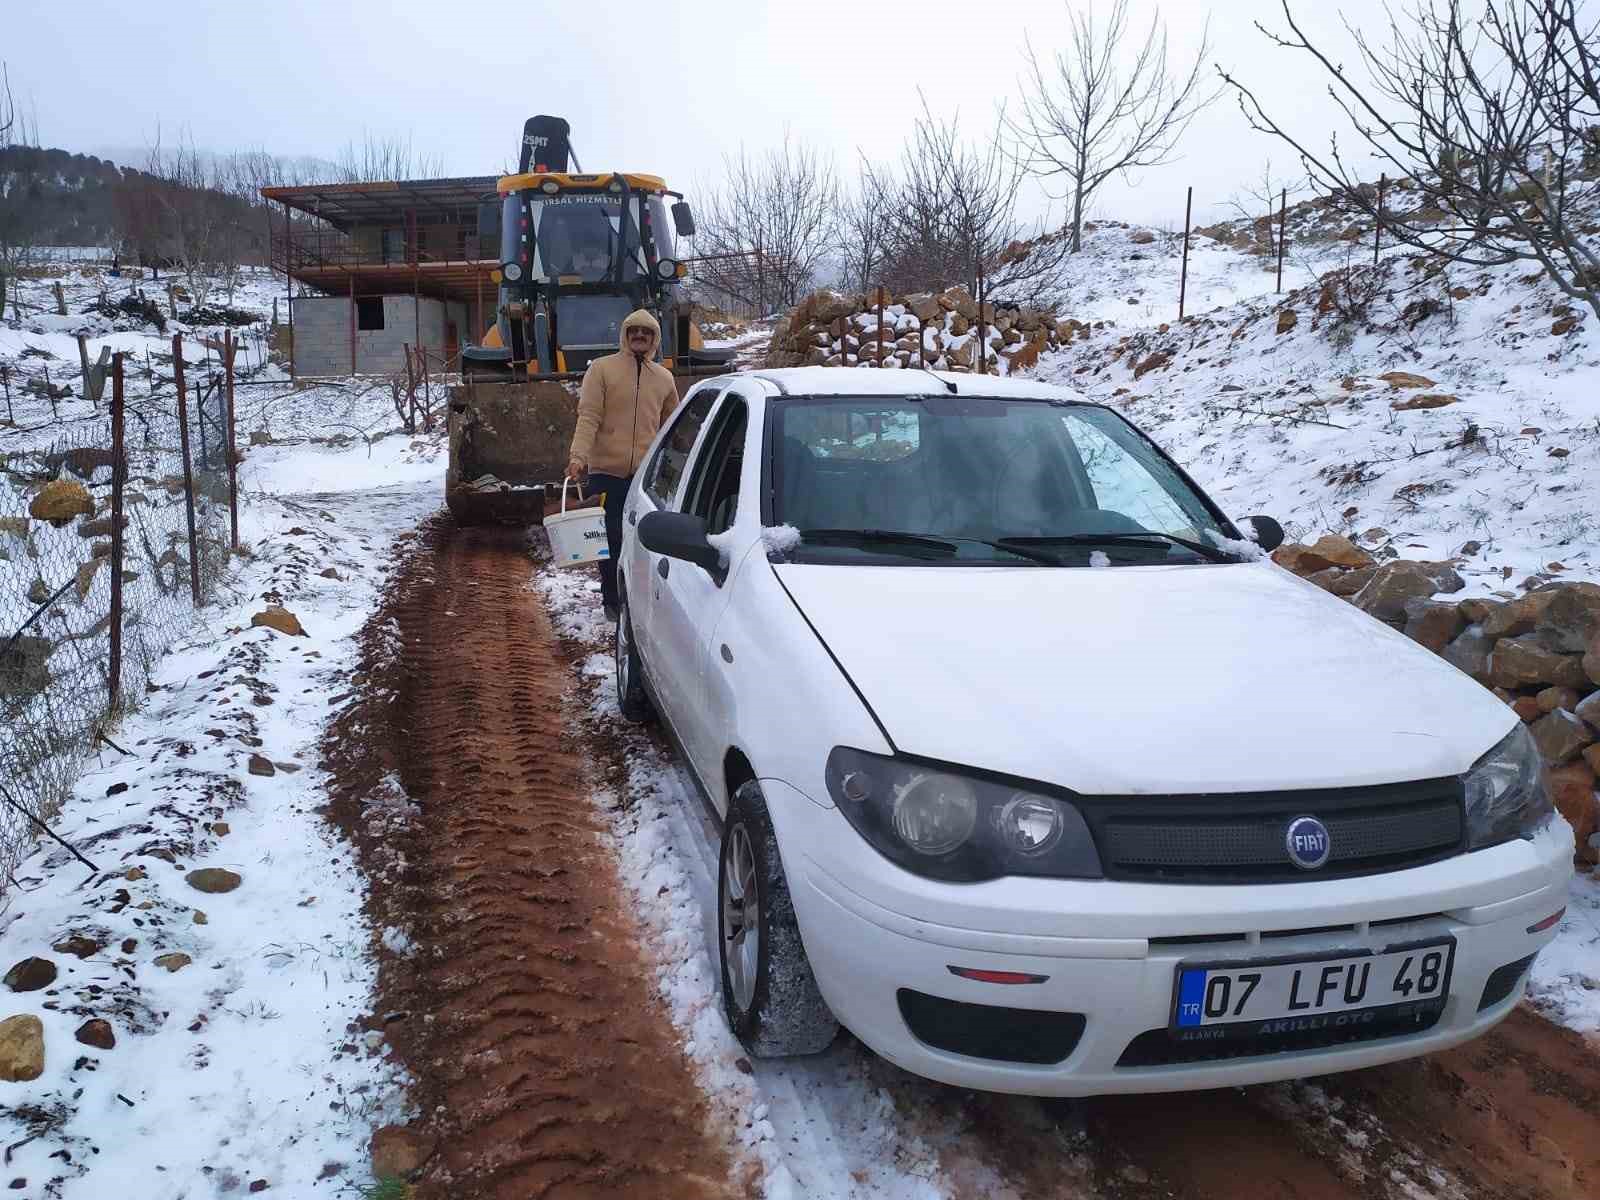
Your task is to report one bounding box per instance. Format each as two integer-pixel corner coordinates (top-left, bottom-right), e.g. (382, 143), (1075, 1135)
(764, 286), (1104, 374)
(1274, 533), (1600, 864)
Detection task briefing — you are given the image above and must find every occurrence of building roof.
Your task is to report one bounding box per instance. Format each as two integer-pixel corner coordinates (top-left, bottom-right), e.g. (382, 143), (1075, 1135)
(261, 176), (499, 229)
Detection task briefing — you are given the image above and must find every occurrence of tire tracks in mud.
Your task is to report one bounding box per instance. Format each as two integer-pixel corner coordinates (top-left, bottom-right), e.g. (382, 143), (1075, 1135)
(325, 517), (748, 1200)
(528, 553), (1600, 1200)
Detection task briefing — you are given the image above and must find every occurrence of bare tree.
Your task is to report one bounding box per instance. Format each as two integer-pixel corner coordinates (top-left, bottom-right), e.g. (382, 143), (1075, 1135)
(1013, 0), (1219, 252)
(138, 128), (254, 308)
(694, 134), (839, 312)
(335, 131), (445, 183)
(873, 97), (1073, 301)
(836, 156), (893, 294)
(1220, 1), (1600, 320)
(0, 62), (42, 320)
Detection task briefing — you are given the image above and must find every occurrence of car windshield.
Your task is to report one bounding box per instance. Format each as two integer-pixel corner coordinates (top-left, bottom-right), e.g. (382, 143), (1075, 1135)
(771, 396), (1236, 566)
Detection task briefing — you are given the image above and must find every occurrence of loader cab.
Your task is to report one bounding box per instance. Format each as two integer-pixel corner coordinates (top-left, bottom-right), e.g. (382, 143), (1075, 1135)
(469, 171), (696, 376)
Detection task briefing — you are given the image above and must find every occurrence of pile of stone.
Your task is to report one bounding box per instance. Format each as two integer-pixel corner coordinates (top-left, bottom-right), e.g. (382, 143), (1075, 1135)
(1274, 533), (1600, 863)
(764, 286), (1098, 374)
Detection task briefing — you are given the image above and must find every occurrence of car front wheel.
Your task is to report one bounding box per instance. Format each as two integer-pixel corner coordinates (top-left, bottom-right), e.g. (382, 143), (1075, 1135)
(718, 779), (838, 1057)
(614, 590), (652, 722)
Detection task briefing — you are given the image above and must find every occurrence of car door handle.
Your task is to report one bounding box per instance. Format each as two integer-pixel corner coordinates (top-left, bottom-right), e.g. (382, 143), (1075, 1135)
(657, 558), (670, 579)
(628, 509), (637, 526)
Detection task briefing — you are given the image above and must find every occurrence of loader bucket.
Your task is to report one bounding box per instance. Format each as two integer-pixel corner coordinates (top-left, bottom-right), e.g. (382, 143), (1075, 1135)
(446, 378), (580, 526)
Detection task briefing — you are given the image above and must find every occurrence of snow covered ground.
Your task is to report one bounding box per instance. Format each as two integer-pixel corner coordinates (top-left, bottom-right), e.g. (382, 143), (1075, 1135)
(2, 258), (443, 1198)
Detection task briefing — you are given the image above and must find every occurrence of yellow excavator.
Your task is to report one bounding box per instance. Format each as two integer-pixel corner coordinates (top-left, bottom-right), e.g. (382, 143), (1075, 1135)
(447, 115), (734, 524)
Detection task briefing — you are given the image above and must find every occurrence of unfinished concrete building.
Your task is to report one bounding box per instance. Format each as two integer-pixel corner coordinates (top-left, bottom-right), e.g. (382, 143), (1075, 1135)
(263, 177), (500, 378)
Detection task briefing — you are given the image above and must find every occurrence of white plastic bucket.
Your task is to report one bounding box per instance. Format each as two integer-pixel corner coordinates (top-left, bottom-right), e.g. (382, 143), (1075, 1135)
(546, 479), (611, 567)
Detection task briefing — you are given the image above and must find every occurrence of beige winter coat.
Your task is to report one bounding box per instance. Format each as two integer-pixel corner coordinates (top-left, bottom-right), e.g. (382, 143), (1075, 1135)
(568, 309), (679, 478)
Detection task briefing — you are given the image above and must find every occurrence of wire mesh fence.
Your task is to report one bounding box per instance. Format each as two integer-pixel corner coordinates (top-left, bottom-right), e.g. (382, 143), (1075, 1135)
(0, 346), (236, 900)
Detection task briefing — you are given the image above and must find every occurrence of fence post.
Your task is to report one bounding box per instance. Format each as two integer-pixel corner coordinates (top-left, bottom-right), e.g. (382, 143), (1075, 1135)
(195, 379), (208, 470)
(1276, 187), (1287, 293)
(172, 336), (202, 606)
(1, 361), (10, 425)
(403, 345), (416, 433)
(876, 287), (885, 367)
(224, 331), (240, 552)
(1180, 186), (1193, 321)
(977, 261), (987, 375)
(421, 347), (432, 431)
(52, 281), (67, 316)
(108, 354), (126, 713)
(1374, 174), (1385, 266)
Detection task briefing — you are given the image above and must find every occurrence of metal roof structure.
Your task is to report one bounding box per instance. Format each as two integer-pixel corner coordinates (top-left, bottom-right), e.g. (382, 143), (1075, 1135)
(261, 176), (499, 230)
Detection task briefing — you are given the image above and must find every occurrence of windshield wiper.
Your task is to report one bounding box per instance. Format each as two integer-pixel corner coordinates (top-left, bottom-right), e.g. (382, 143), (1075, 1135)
(997, 531), (1239, 564)
(798, 528), (1060, 565)
(799, 528), (960, 557)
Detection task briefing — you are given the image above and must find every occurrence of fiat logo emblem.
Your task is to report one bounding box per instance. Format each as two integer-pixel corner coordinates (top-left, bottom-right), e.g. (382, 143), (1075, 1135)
(1285, 815), (1332, 870)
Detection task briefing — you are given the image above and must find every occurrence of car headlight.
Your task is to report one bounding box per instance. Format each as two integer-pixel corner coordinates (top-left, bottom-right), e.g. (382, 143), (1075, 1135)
(826, 747), (1102, 881)
(1464, 724), (1553, 849)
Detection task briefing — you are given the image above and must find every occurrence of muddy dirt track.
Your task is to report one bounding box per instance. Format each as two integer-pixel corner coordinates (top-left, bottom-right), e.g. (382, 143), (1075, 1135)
(332, 517), (1599, 1200)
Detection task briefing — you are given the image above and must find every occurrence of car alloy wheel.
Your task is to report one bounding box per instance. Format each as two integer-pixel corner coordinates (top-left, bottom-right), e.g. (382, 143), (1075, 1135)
(722, 823), (760, 1012)
(716, 780), (839, 1056)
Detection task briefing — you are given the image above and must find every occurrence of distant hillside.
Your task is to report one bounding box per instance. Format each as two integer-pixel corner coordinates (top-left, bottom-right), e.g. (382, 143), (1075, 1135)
(0, 145), (136, 247)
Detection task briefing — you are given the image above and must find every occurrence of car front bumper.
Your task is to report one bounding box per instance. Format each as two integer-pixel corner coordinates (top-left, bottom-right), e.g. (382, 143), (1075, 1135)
(774, 786), (1573, 1096)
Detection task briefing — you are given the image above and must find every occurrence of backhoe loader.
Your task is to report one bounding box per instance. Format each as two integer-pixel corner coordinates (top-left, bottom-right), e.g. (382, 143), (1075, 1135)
(448, 116), (733, 524)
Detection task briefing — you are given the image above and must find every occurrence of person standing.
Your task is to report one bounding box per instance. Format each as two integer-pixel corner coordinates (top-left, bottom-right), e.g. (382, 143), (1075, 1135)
(567, 309), (678, 621)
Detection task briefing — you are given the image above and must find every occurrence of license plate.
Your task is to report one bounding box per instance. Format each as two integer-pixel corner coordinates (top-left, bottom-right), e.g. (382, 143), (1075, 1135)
(1170, 938), (1455, 1031)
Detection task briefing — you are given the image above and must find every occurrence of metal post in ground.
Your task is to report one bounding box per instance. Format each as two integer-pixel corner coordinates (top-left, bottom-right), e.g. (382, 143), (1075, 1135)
(1276, 187), (1287, 293)
(195, 380), (208, 470)
(1374, 174), (1385, 266)
(1180, 186), (1193, 321)
(977, 262), (987, 375)
(108, 354), (126, 713)
(349, 275), (357, 377)
(876, 287), (885, 367)
(403, 345), (416, 432)
(421, 347), (432, 431)
(172, 336), (201, 606)
(224, 331), (240, 551)
(1, 362), (11, 424)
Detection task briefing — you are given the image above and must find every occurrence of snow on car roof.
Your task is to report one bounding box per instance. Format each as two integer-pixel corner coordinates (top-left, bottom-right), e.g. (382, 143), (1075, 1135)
(738, 366), (1090, 403)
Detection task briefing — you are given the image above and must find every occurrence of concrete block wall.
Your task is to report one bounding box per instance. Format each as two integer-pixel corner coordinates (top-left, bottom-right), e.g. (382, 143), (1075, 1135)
(290, 295), (454, 377)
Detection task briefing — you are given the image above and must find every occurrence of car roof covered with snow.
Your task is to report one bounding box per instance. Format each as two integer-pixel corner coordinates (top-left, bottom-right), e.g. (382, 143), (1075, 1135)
(729, 366), (1089, 403)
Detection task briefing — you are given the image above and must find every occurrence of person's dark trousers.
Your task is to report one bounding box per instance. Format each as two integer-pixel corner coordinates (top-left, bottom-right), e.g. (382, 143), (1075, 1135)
(585, 472), (633, 610)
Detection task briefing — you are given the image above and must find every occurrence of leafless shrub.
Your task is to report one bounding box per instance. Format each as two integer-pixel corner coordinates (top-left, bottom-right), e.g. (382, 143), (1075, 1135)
(835, 156), (893, 295)
(1221, 0), (1600, 321)
(1012, 0), (1220, 253)
(1226, 159), (1310, 257)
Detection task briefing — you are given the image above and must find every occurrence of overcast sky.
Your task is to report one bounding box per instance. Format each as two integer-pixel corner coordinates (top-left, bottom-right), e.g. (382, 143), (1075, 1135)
(8, 0), (1388, 228)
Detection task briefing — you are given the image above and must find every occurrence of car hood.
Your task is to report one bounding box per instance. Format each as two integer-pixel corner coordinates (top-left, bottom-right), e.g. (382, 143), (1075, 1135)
(774, 561), (1512, 795)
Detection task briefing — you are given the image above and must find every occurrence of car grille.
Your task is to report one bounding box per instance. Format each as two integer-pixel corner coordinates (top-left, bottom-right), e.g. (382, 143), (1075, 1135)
(1478, 954), (1536, 1011)
(1116, 1001), (1446, 1067)
(1077, 778), (1465, 884)
(896, 990), (1085, 1065)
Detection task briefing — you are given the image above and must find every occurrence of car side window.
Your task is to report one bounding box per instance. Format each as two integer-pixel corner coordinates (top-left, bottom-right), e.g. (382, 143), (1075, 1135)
(642, 389), (718, 509)
(682, 398), (748, 536)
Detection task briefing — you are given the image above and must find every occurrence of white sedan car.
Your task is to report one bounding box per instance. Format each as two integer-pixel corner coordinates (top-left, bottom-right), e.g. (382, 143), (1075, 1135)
(612, 366), (1571, 1095)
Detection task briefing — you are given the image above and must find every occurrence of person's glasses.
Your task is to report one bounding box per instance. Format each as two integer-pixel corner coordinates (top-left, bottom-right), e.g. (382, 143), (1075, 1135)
(626, 327), (652, 338)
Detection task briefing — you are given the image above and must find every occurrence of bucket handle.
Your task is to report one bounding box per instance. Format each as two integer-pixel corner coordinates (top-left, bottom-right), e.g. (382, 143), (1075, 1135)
(561, 476), (585, 514)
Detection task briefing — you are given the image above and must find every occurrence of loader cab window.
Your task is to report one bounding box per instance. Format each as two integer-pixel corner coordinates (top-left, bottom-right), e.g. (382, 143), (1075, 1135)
(643, 389), (718, 509)
(647, 196), (675, 261)
(683, 398), (747, 537)
(529, 193), (646, 283)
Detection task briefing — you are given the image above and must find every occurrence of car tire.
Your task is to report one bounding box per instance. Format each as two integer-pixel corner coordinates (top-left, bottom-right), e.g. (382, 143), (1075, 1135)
(718, 779), (839, 1057)
(615, 590), (653, 723)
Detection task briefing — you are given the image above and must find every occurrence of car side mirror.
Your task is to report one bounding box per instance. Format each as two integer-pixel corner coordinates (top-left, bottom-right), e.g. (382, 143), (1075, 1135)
(639, 510), (722, 574)
(671, 201), (696, 238)
(1241, 515), (1285, 551)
